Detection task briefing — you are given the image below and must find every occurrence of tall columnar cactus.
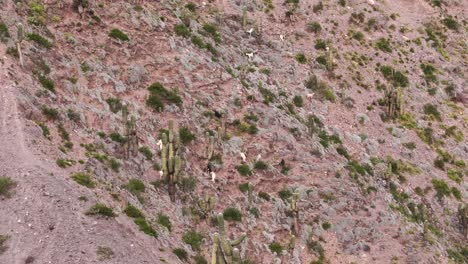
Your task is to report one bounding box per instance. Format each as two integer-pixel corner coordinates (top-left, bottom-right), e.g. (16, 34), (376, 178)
(242, 7), (247, 30)
(16, 23), (24, 67)
(121, 105), (138, 159)
(211, 213), (246, 264)
(458, 204), (468, 238)
(247, 183), (253, 209)
(198, 193), (216, 219)
(384, 86), (404, 118)
(205, 132), (215, 160)
(161, 120), (182, 202)
(290, 191), (300, 235)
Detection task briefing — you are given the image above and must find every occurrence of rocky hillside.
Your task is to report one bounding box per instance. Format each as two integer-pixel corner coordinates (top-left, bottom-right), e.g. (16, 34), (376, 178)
(0, 0), (467, 263)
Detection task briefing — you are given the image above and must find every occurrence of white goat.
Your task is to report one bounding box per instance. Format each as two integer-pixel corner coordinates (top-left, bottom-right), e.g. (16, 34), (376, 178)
(245, 52), (254, 60)
(211, 171), (216, 182)
(307, 93), (315, 100)
(280, 34), (285, 41)
(246, 28), (254, 36)
(159, 170), (164, 178)
(157, 139), (163, 150)
(256, 154), (261, 161)
(240, 152), (246, 163)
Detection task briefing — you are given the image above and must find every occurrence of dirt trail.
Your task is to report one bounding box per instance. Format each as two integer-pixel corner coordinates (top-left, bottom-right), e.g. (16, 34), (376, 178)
(0, 53), (164, 264)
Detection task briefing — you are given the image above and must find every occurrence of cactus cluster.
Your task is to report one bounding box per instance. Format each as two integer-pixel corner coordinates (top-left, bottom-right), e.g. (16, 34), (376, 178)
(16, 23), (24, 67)
(161, 120), (182, 202)
(197, 193), (216, 219)
(211, 213), (246, 264)
(204, 132), (215, 160)
(384, 86), (404, 118)
(290, 191), (300, 235)
(458, 204), (468, 238)
(122, 104), (139, 159)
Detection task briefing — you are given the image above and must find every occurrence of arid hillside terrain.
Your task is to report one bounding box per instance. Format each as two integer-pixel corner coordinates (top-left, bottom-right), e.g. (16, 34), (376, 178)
(0, 0), (467, 263)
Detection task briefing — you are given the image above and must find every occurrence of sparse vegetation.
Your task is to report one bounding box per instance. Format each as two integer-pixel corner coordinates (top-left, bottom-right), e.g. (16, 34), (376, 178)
(223, 207), (242, 221)
(236, 164), (252, 176)
(173, 248), (188, 261)
(157, 213), (172, 231)
(0, 234), (9, 255)
(108, 28), (129, 41)
(71, 172), (95, 188)
(86, 204), (116, 217)
(183, 230), (204, 251)
(27, 32), (52, 48)
(0, 177), (17, 198)
(269, 242), (283, 255)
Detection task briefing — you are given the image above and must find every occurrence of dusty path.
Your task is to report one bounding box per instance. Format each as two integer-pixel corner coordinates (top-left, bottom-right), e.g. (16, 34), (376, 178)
(0, 52), (164, 263)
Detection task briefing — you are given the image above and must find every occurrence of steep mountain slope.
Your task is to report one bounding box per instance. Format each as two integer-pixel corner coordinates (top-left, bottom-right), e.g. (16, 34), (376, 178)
(0, 0), (466, 264)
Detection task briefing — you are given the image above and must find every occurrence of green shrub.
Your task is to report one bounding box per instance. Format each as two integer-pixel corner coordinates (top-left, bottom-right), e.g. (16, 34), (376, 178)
(442, 16), (459, 30)
(202, 23), (221, 43)
(193, 255), (207, 264)
(238, 182), (252, 193)
(0, 234), (9, 255)
(157, 213), (172, 231)
(423, 104), (441, 121)
(146, 82), (182, 112)
(259, 85), (276, 105)
(38, 74), (55, 93)
(56, 159), (75, 168)
(134, 217), (158, 238)
(146, 95), (164, 112)
(173, 248), (188, 261)
(27, 32), (52, 48)
(37, 122), (50, 139)
(278, 188), (293, 201)
(322, 222), (331, 230)
(249, 207), (260, 218)
(106, 97), (123, 113)
(109, 158), (121, 172)
(183, 230), (204, 251)
(307, 22), (321, 33)
(185, 3), (197, 11)
(312, 1), (323, 13)
(336, 146), (351, 159)
(451, 187), (461, 200)
(191, 35), (205, 48)
(376, 38), (392, 53)
(179, 127), (196, 144)
(236, 164), (252, 176)
(109, 132), (125, 143)
(139, 146), (153, 160)
(314, 39), (327, 50)
(268, 242), (283, 255)
(108, 28), (129, 41)
(122, 179), (145, 196)
(447, 169), (462, 184)
(254, 160), (268, 170)
(223, 207), (242, 221)
(293, 95), (303, 107)
(86, 204), (116, 217)
(71, 172), (95, 188)
(174, 24), (190, 38)
(421, 63), (438, 83)
(380, 66), (409, 87)
(0, 22), (10, 42)
(295, 53), (307, 64)
(258, 191), (271, 201)
(96, 246), (114, 260)
(0, 177), (17, 198)
(431, 179), (450, 199)
(41, 106), (59, 119)
(124, 203), (144, 218)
